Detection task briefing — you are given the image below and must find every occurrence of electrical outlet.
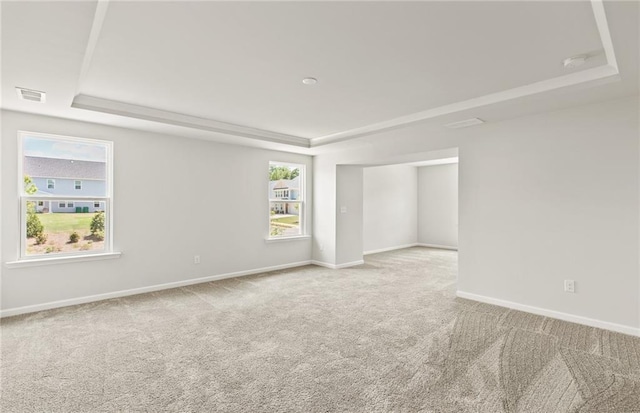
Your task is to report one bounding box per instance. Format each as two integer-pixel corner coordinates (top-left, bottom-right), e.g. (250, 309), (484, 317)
(319, 244), (324, 251)
(564, 279), (575, 293)
(194, 255), (200, 264)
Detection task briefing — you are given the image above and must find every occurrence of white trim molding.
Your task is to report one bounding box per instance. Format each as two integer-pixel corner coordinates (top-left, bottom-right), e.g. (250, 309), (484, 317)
(71, 95), (310, 148)
(457, 290), (640, 337)
(70, 0), (620, 149)
(311, 260), (365, 269)
(364, 243), (420, 255)
(5, 252), (122, 269)
(416, 243), (458, 251)
(0, 260), (311, 318)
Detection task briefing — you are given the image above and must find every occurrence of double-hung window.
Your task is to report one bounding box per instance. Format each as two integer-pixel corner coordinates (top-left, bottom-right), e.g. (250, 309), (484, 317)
(268, 162), (304, 238)
(19, 131), (113, 259)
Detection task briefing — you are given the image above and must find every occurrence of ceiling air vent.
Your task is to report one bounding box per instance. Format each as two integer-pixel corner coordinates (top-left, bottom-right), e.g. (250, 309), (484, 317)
(444, 118), (484, 129)
(16, 87), (46, 103)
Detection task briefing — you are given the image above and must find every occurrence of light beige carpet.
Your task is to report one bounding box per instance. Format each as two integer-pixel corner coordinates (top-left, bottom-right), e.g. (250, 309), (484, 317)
(1, 247), (639, 412)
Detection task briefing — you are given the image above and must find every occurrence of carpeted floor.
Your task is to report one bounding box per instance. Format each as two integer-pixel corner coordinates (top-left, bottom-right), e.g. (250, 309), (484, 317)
(1, 247), (639, 412)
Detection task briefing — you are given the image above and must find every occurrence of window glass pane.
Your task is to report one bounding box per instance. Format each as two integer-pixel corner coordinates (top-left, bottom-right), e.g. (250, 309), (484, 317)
(270, 202), (301, 237)
(24, 201), (106, 256)
(23, 136), (108, 197)
(269, 163), (303, 237)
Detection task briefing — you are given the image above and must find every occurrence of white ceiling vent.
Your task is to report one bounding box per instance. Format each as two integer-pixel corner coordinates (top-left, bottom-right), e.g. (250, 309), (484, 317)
(16, 87), (46, 103)
(444, 118), (485, 129)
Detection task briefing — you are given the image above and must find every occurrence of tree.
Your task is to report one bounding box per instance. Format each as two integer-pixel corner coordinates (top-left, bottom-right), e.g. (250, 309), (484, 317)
(24, 175), (45, 239)
(26, 206), (44, 238)
(269, 166), (300, 181)
(90, 211), (105, 240)
(24, 175), (38, 195)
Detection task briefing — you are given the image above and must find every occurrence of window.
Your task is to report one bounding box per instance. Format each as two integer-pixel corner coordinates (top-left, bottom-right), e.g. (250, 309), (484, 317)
(269, 162), (304, 238)
(94, 201), (100, 208)
(19, 131), (113, 259)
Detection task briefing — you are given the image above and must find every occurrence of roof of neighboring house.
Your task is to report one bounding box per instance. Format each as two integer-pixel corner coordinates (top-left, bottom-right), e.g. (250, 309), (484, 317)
(269, 177), (300, 198)
(24, 156), (106, 180)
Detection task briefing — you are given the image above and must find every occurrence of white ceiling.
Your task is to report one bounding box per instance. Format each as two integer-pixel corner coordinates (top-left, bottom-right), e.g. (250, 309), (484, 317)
(1, 1), (638, 154)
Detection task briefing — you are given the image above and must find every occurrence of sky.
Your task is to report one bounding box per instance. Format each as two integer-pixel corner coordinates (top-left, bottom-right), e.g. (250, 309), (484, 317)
(23, 136), (107, 162)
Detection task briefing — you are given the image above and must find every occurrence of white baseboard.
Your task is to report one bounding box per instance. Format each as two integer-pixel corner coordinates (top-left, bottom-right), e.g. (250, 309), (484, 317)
(311, 260), (365, 269)
(416, 243), (458, 251)
(363, 243), (419, 255)
(457, 290), (640, 337)
(0, 260), (312, 318)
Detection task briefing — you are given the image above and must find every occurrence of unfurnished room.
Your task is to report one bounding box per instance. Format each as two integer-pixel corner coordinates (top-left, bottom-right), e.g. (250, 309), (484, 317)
(1, 1), (639, 412)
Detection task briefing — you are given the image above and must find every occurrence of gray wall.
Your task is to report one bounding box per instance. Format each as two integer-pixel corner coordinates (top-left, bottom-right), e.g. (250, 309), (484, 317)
(362, 165), (418, 253)
(417, 163), (458, 249)
(1, 110), (313, 311)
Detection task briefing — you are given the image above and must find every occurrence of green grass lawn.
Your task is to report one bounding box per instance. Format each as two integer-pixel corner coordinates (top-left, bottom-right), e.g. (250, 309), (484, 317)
(271, 215), (299, 225)
(37, 213), (94, 233)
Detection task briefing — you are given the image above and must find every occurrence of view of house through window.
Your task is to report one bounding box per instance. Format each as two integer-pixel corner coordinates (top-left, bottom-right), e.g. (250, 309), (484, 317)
(269, 162), (303, 237)
(20, 132), (112, 257)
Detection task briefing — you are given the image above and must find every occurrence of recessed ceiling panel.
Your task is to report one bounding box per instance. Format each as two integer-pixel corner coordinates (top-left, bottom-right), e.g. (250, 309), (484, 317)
(79, 2), (604, 138)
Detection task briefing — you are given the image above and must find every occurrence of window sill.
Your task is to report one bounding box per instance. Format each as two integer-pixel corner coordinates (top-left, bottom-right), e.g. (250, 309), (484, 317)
(5, 252), (122, 268)
(265, 235), (311, 243)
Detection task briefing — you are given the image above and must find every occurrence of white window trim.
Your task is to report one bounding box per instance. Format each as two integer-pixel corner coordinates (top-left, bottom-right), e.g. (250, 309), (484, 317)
(268, 161), (306, 240)
(47, 179), (55, 189)
(17, 131), (115, 262)
(75, 180), (82, 190)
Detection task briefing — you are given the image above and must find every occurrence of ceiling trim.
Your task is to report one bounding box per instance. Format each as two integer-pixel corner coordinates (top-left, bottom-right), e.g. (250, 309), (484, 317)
(309, 0), (619, 147)
(75, 0), (110, 96)
(309, 65), (619, 147)
(71, 94), (310, 147)
(71, 0), (619, 149)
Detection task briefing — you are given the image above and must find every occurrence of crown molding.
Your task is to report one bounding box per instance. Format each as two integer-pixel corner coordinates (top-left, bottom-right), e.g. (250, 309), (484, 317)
(309, 64), (619, 147)
(308, 0), (619, 147)
(72, 0), (619, 149)
(71, 94), (311, 148)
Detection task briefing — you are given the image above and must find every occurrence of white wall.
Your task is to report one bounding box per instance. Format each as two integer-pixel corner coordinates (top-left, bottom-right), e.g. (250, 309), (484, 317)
(1, 110), (313, 313)
(313, 96), (639, 332)
(335, 165), (364, 266)
(417, 163), (458, 249)
(362, 165), (417, 254)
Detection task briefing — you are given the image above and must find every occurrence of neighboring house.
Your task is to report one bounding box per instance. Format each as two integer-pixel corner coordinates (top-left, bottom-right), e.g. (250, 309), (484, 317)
(24, 156), (106, 213)
(269, 176), (300, 215)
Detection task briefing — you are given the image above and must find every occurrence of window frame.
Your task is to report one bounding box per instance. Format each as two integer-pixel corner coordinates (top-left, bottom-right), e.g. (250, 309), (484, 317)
(17, 131), (114, 261)
(268, 161), (305, 240)
(47, 179), (55, 189)
(74, 180), (82, 190)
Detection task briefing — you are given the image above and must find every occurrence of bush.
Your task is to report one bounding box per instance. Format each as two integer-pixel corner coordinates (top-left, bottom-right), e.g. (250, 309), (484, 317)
(26, 211), (44, 238)
(69, 231), (80, 243)
(90, 211), (105, 235)
(94, 230), (105, 241)
(35, 232), (48, 245)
